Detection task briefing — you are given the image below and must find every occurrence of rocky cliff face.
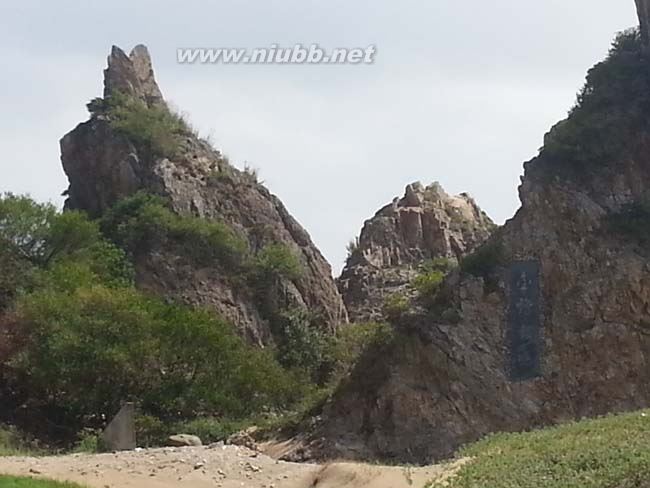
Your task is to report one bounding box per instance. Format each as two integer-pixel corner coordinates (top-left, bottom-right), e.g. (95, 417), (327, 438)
(298, 21), (650, 464)
(60, 45), (347, 344)
(338, 182), (494, 322)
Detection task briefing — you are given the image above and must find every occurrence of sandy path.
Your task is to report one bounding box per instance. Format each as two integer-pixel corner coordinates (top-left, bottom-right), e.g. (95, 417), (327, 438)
(0, 444), (462, 488)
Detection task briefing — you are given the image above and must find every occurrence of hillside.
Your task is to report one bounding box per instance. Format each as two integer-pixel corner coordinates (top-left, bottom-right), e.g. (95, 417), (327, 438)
(61, 45), (347, 345)
(291, 18), (650, 464)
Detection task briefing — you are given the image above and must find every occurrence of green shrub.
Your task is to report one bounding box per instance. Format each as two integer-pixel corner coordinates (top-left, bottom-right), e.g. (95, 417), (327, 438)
(8, 286), (304, 433)
(460, 239), (505, 290)
(134, 415), (169, 448)
(346, 237), (359, 258)
(90, 92), (190, 158)
(541, 29), (650, 174)
(0, 425), (38, 456)
(0, 194), (57, 266)
(0, 195), (133, 306)
(382, 292), (410, 321)
(101, 192), (248, 270)
(324, 322), (394, 380)
(272, 308), (327, 379)
(412, 270), (445, 304)
(253, 243), (302, 283)
(71, 429), (100, 454)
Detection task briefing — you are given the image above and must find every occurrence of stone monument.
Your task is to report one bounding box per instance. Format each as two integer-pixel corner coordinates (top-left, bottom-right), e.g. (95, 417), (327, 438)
(102, 402), (136, 451)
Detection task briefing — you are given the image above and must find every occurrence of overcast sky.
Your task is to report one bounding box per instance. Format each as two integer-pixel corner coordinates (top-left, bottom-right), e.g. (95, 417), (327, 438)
(0, 1), (638, 271)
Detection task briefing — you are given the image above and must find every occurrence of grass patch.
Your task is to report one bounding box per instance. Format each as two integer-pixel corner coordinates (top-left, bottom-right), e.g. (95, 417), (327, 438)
(427, 409), (650, 488)
(88, 92), (190, 159)
(100, 192), (248, 270)
(0, 477), (86, 488)
(0, 426), (39, 457)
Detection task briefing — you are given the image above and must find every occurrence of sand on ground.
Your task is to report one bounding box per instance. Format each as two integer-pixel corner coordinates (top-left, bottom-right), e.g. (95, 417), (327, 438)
(0, 444), (464, 488)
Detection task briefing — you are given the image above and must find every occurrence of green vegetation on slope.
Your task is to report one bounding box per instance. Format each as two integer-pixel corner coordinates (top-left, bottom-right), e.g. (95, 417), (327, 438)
(0, 193), (307, 445)
(0, 477), (86, 488)
(87, 91), (190, 158)
(0, 193), (387, 449)
(427, 410), (650, 488)
(542, 29), (650, 173)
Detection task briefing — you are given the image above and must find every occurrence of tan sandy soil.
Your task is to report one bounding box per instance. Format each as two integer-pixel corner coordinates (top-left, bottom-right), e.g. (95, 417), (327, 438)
(0, 444), (463, 488)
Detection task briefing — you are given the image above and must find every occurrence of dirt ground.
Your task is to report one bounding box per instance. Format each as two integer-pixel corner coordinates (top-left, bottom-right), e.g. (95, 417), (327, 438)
(0, 444), (464, 488)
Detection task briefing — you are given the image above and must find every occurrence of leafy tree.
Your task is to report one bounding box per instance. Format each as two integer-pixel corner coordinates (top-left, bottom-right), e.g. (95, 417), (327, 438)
(273, 308), (327, 380)
(0, 194), (57, 265)
(9, 286), (303, 431)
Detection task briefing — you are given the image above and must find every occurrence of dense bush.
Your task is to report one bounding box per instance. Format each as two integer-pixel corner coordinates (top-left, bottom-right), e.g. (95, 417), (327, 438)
(382, 292), (410, 321)
(0, 194), (133, 307)
(8, 286), (302, 432)
(253, 243), (303, 283)
(101, 192), (248, 270)
(0, 194), (57, 265)
(542, 29), (650, 172)
(0, 194), (314, 446)
(272, 308), (327, 379)
(411, 258), (455, 307)
(324, 322), (394, 380)
(88, 92), (190, 158)
(460, 238), (505, 288)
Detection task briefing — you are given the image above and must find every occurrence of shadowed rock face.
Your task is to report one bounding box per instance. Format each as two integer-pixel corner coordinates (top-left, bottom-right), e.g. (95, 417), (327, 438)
(338, 182), (495, 322)
(60, 45), (347, 344)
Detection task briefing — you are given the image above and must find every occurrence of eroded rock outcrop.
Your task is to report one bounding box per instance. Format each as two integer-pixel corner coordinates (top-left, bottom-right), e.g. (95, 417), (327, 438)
(61, 45), (347, 344)
(299, 19), (650, 464)
(338, 182), (495, 322)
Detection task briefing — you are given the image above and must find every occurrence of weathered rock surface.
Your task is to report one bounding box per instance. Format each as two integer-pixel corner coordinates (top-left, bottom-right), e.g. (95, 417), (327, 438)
(338, 182), (494, 322)
(301, 17), (650, 464)
(60, 45), (347, 343)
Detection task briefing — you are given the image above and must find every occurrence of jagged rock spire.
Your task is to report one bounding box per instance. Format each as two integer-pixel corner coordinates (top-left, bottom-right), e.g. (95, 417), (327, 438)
(103, 44), (164, 105)
(636, 0), (650, 44)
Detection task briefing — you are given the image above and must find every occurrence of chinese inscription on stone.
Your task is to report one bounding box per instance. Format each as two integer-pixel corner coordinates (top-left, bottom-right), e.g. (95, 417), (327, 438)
(508, 261), (541, 381)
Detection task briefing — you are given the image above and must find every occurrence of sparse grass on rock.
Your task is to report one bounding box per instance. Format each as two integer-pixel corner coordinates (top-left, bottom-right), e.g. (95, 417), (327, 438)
(427, 409), (650, 488)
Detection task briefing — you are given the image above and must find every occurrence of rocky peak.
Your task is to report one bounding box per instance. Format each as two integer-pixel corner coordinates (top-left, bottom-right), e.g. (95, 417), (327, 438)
(104, 44), (163, 105)
(60, 44), (347, 343)
(338, 181), (494, 322)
